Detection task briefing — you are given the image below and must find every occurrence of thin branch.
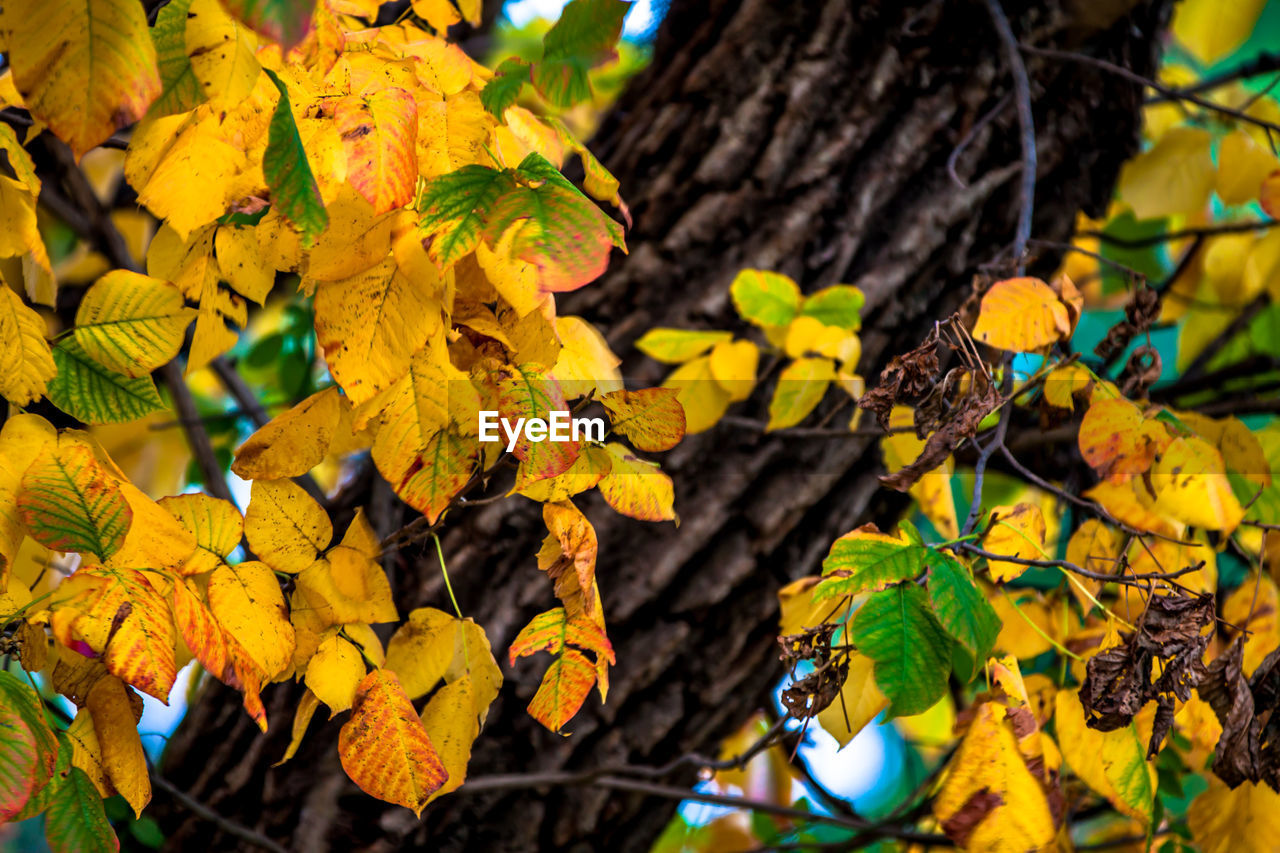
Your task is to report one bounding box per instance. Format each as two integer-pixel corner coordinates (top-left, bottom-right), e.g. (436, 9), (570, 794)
(959, 541), (1205, 585)
(1023, 44), (1280, 136)
(1080, 218), (1280, 250)
(1182, 293), (1270, 380)
(161, 361), (236, 505)
(150, 772), (287, 853)
(985, 0), (1036, 272)
(947, 92), (1012, 188)
(961, 356), (1014, 537)
(1148, 51), (1280, 101)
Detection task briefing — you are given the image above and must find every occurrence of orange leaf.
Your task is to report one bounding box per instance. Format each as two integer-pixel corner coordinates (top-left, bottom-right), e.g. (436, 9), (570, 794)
(172, 578), (229, 681)
(971, 277), (1071, 352)
(596, 442), (675, 522)
(1078, 398), (1167, 482)
(339, 669), (447, 814)
(334, 88), (419, 214)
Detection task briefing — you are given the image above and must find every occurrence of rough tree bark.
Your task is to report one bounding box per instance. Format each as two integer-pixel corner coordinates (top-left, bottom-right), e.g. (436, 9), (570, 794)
(158, 1), (1170, 850)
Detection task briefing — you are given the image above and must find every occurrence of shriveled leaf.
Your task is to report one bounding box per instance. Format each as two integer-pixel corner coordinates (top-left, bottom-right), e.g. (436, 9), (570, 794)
(339, 668), (447, 815)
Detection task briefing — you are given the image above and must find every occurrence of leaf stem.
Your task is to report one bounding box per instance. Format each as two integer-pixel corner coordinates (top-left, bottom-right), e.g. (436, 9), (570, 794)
(432, 532), (464, 620)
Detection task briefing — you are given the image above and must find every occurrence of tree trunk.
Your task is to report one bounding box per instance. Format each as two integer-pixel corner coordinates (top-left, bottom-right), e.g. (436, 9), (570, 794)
(157, 0), (1169, 849)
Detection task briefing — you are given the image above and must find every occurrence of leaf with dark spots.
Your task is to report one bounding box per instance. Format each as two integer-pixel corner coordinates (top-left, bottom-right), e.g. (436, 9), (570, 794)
(941, 790), (1003, 847)
(1199, 638), (1259, 787)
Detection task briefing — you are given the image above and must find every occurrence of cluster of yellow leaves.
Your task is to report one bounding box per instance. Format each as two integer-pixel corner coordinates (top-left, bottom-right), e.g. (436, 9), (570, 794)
(637, 269), (864, 433)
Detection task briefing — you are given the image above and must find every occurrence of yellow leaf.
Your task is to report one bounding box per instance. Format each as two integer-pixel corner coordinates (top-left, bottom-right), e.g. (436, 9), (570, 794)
(1188, 777), (1280, 853)
(0, 178), (52, 295)
(596, 442), (675, 522)
(816, 652), (888, 748)
(0, 282), (54, 407)
(1084, 479), (1182, 538)
(1172, 0), (1267, 64)
(982, 503), (1046, 583)
(708, 340), (758, 403)
(85, 676), (148, 817)
(292, 548), (398, 629)
(971, 277), (1071, 352)
(64, 709), (112, 798)
(127, 112), (245, 238)
(1223, 572), (1280, 677)
(157, 493), (242, 575)
(1151, 436), (1244, 532)
(244, 479), (332, 573)
(552, 316), (623, 399)
(0, 413), (56, 577)
(188, 259), (244, 372)
(1064, 519), (1119, 610)
(1054, 690), (1156, 823)
(9, 0), (160, 157)
(232, 387), (342, 480)
(881, 406), (958, 539)
(474, 233), (546, 318)
(991, 590), (1054, 659)
(306, 633), (366, 714)
(384, 607), (460, 700)
(599, 388), (685, 454)
(104, 482), (198, 572)
(339, 668), (447, 815)
(207, 560), (295, 678)
(314, 256), (445, 405)
(274, 689), (320, 766)
(1118, 126), (1215, 220)
(663, 355), (732, 435)
(214, 225), (274, 304)
(1204, 232), (1260, 306)
(766, 356), (834, 431)
(418, 675), (480, 802)
(934, 701), (1055, 851)
(186, 0), (260, 107)
(73, 270), (195, 377)
(1216, 130), (1278, 206)
(1244, 228), (1280, 304)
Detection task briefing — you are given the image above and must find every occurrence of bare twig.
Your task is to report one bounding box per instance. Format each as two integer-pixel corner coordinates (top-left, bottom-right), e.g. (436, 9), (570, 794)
(947, 92), (1013, 188)
(1023, 44), (1280, 136)
(150, 772), (288, 853)
(985, 0), (1036, 272)
(1081, 218), (1280, 250)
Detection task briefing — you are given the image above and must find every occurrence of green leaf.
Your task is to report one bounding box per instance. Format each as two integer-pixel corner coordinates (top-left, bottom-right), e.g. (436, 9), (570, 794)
(814, 533), (928, 601)
(480, 58), (531, 117)
(48, 338), (167, 425)
(418, 165), (517, 268)
(731, 269), (801, 328)
(533, 0), (628, 108)
(851, 583), (952, 717)
(17, 438), (133, 560)
(263, 69), (328, 246)
(0, 700), (38, 820)
(927, 552), (1000, 679)
(43, 765), (118, 853)
(149, 0), (203, 117)
(0, 671), (58, 818)
(482, 153), (622, 292)
(634, 329), (733, 364)
(222, 0), (315, 49)
(800, 285), (864, 331)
